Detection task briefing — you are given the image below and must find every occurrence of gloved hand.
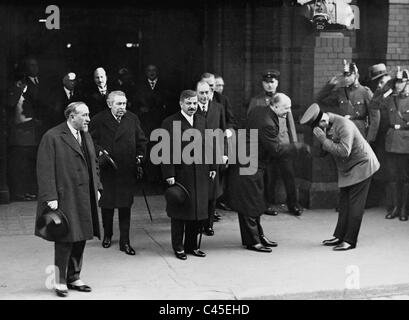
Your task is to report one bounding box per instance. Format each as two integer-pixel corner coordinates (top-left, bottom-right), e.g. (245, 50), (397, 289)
(313, 127), (327, 143)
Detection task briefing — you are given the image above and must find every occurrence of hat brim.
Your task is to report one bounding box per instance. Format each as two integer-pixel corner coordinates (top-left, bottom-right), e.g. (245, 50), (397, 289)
(371, 71), (388, 81)
(36, 208), (69, 239)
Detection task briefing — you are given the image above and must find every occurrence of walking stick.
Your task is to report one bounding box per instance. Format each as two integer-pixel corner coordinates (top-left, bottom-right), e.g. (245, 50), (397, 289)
(141, 186), (153, 222)
(198, 221), (204, 249)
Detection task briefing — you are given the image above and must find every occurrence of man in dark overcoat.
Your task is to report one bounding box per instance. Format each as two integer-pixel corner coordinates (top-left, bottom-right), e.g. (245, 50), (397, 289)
(89, 91), (147, 255)
(228, 93), (310, 253)
(195, 80), (227, 236)
(161, 90), (216, 260)
(34, 102), (102, 297)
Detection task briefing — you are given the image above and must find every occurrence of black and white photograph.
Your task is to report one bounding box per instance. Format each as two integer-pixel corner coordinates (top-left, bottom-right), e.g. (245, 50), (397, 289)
(1, 0), (409, 306)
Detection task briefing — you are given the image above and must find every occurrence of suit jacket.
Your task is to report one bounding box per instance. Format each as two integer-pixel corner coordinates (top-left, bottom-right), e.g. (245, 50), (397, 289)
(213, 91), (237, 129)
(48, 87), (83, 127)
(247, 92), (298, 143)
(86, 85), (112, 117)
(196, 100), (227, 200)
(89, 110), (147, 208)
(161, 112), (212, 221)
(35, 122), (102, 242)
(135, 78), (169, 135)
(321, 113), (379, 188)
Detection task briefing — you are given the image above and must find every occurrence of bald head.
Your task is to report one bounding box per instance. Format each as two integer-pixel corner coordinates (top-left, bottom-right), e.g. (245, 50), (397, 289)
(271, 93), (291, 117)
(94, 67), (107, 88)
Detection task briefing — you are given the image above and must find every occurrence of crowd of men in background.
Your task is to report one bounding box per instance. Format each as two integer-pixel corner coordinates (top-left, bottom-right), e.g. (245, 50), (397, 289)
(7, 56), (409, 260)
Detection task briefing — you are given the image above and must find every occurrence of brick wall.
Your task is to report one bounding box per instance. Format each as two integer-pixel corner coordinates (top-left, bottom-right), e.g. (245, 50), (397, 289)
(386, 1), (409, 69)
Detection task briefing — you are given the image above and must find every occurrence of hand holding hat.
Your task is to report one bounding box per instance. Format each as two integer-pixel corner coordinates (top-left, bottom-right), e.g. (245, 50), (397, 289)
(313, 127), (327, 143)
(47, 200), (58, 210)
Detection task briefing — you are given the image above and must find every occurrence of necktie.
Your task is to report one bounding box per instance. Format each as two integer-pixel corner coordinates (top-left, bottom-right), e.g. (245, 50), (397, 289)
(69, 91), (73, 99)
(76, 130), (82, 146)
(116, 116), (121, 123)
(150, 81), (155, 90)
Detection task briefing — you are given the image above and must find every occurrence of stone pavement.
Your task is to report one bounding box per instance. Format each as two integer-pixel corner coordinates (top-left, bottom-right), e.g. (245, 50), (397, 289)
(1, 196), (409, 300)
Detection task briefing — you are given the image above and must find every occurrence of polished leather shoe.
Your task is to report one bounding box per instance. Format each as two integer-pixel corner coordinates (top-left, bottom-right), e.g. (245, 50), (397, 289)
(260, 235), (278, 247)
(102, 236), (111, 248)
(216, 202), (231, 211)
(288, 205), (303, 216)
(186, 249), (206, 257)
(204, 227), (214, 236)
(386, 207), (399, 219)
(214, 211), (222, 220)
(246, 243), (272, 253)
(322, 237), (342, 246)
(120, 243), (136, 255)
(399, 215), (408, 221)
(174, 251), (187, 260)
(67, 283), (92, 292)
(333, 241), (356, 251)
(55, 288), (68, 297)
(264, 207), (278, 216)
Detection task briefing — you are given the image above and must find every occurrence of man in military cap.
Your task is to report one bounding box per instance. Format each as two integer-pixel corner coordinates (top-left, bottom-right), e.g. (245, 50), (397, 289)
(247, 69), (302, 216)
(300, 103), (379, 251)
(316, 59), (373, 137)
(366, 63), (393, 211)
(381, 67), (409, 221)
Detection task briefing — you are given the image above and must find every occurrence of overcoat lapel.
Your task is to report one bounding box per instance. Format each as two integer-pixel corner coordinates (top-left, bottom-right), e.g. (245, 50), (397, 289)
(60, 123), (86, 161)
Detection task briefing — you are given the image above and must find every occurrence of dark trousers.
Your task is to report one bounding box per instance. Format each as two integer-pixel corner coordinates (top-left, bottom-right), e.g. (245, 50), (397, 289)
(237, 213), (264, 246)
(171, 218), (202, 252)
(101, 207), (131, 245)
(204, 199), (216, 229)
(264, 156), (297, 207)
(54, 241), (86, 285)
(333, 177), (372, 246)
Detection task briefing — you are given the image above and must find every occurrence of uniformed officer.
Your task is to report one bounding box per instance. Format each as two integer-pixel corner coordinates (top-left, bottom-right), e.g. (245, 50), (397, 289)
(247, 69), (302, 216)
(316, 60), (373, 137)
(300, 103), (379, 251)
(383, 67), (409, 221)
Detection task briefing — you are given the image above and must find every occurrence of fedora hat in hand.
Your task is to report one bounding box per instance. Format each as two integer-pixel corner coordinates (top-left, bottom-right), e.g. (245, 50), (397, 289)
(165, 182), (190, 206)
(36, 207), (69, 240)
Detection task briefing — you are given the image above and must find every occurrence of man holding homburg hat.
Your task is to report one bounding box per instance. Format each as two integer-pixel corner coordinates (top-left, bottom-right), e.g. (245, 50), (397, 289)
(161, 90), (216, 260)
(35, 101), (102, 297)
(300, 103), (379, 251)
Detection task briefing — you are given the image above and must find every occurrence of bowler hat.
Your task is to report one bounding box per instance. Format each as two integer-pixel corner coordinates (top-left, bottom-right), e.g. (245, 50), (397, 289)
(262, 69), (280, 82)
(300, 103), (323, 128)
(165, 182), (190, 206)
(36, 207), (69, 239)
(368, 63), (388, 81)
(98, 151), (118, 170)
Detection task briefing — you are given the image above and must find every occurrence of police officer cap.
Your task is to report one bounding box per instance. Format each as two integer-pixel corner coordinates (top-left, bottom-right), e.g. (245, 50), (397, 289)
(395, 66), (409, 82)
(368, 63), (388, 81)
(262, 69), (280, 82)
(165, 182), (190, 206)
(36, 207), (69, 240)
(343, 59), (358, 76)
(300, 103), (323, 128)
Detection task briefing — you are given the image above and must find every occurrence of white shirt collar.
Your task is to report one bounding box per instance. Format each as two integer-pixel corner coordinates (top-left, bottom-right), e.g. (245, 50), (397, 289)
(67, 121), (79, 138)
(98, 85), (107, 93)
(111, 111), (122, 121)
(28, 76), (39, 84)
(181, 110), (194, 126)
(199, 101), (209, 112)
(209, 91), (214, 101)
